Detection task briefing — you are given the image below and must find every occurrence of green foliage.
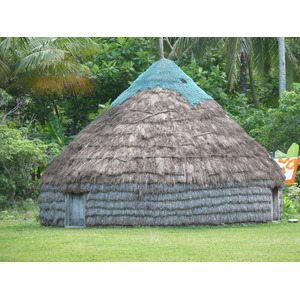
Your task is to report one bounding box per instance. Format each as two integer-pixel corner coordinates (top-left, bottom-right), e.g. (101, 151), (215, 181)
(178, 57), (228, 102)
(173, 37), (300, 100)
(0, 198), (39, 222)
(0, 210), (15, 221)
(0, 125), (48, 209)
(180, 60), (300, 185)
(40, 112), (74, 147)
(0, 37), (99, 95)
(275, 143), (299, 159)
(60, 94), (100, 134)
(88, 100), (111, 122)
(17, 198), (36, 211)
(0, 37), (300, 213)
(172, 54), (249, 109)
(283, 184), (300, 216)
(233, 83), (300, 153)
(47, 112), (65, 145)
(1, 38), (158, 138)
(89, 37), (159, 104)
(275, 150), (289, 159)
(282, 183), (300, 219)
(287, 143), (299, 158)
(282, 194), (297, 219)
(0, 88), (13, 106)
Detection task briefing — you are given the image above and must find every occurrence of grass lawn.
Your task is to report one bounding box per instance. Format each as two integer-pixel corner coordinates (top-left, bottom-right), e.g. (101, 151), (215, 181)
(0, 217), (299, 262)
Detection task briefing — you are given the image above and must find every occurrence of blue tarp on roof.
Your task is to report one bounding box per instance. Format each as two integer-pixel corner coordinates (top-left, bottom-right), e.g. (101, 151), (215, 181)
(111, 58), (213, 107)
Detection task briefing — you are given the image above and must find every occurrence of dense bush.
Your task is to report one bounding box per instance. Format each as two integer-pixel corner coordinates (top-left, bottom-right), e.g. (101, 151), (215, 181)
(0, 125), (48, 209)
(175, 54), (228, 104)
(231, 83), (300, 153)
(88, 37), (159, 104)
(283, 184), (300, 218)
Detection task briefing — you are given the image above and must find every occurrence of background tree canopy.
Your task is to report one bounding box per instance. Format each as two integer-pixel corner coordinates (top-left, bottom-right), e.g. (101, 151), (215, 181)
(0, 37), (299, 209)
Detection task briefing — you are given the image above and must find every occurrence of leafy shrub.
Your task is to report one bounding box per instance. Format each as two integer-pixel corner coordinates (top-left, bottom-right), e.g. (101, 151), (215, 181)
(0, 125), (48, 209)
(232, 83), (300, 153)
(282, 195), (297, 219)
(282, 184), (300, 219)
(283, 184), (300, 213)
(0, 199), (39, 222)
(17, 198), (36, 211)
(0, 210), (15, 221)
(89, 37), (159, 104)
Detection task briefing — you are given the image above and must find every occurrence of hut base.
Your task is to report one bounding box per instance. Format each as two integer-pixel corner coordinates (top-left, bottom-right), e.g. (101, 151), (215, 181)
(38, 180), (282, 227)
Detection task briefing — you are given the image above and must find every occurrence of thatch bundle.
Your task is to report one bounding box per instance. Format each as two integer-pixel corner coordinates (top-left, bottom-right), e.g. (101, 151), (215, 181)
(38, 59), (285, 227)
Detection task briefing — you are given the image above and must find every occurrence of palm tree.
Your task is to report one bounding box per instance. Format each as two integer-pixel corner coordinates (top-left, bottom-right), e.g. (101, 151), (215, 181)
(224, 37), (263, 108)
(169, 37), (299, 106)
(278, 37), (286, 98)
(0, 37), (100, 96)
(168, 37), (259, 107)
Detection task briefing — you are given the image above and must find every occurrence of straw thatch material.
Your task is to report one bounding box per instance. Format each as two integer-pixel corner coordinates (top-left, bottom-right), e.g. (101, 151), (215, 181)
(40, 87), (284, 189)
(39, 180), (282, 227)
(38, 63), (285, 227)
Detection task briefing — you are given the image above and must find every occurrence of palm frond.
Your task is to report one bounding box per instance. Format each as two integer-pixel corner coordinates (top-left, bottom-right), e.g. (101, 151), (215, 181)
(18, 61), (91, 82)
(285, 38), (300, 87)
(54, 37), (100, 59)
(225, 37), (241, 90)
(26, 37), (57, 52)
(240, 37), (253, 56)
(19, 74), (95, 95)
(285, 42), (299, 87)
(252, 37), (266, 78)
(252, 37), (278, 79)
(172, 37), (222, 58)
(15, 49), (66, 74)
(0, 37), (31, 61)
(0, 59), (11, 84)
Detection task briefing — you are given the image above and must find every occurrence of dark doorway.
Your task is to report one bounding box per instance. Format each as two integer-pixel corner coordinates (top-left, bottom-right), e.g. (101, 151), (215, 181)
(272, 188), (279, 221)
(66, 194), (85, 227)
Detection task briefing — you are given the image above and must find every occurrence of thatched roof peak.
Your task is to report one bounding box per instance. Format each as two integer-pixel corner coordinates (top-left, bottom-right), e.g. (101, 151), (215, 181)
(111, 58), (213, 107)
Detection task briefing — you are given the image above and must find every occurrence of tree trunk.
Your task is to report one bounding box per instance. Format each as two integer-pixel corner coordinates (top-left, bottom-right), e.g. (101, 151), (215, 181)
(239, 52), (247, 94)
(248, 58), (258, 109)
(168, 38), (180, 59)
(278, 37), (286, 98)
(159, 37), (164, 58)
(70, 116), (78, 136)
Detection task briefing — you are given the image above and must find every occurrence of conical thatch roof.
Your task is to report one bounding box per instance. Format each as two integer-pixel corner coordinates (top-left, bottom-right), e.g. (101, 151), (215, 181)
(40, 59), (284, 194)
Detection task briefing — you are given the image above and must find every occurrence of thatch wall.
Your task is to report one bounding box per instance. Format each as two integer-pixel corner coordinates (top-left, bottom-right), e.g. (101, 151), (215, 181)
(38, 191), (65, 227)
(38, 180), (282, 226)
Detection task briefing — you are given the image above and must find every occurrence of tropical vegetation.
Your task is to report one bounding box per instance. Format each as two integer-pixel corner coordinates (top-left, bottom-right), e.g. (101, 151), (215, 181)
(0, 37), (299, 215)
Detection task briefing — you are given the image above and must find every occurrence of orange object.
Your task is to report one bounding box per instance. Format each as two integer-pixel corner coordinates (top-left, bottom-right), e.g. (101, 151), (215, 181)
(278, 158), (289, 164)
(274, 157), (299, 185)
(286, 160), (296, 170)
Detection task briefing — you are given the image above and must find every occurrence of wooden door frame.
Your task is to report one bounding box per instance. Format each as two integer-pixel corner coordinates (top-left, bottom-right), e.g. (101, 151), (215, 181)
(271, 187), (280, 221)
(65, 193), (86, 228)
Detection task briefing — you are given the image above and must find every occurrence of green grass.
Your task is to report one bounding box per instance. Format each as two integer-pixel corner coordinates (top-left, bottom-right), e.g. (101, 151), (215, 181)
(1, 216), (300, 262)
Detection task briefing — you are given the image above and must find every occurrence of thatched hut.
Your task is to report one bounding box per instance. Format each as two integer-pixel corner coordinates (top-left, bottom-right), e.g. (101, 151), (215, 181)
(38, 58), (285, 227)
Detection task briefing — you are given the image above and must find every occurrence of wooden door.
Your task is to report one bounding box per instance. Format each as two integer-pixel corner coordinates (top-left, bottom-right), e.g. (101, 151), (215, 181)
(66, 194), (85, 227)
(272, 188), (279, 221)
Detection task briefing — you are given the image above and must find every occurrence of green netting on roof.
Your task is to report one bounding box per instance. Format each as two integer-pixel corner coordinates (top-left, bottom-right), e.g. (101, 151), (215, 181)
(111, 58), (213, 107)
